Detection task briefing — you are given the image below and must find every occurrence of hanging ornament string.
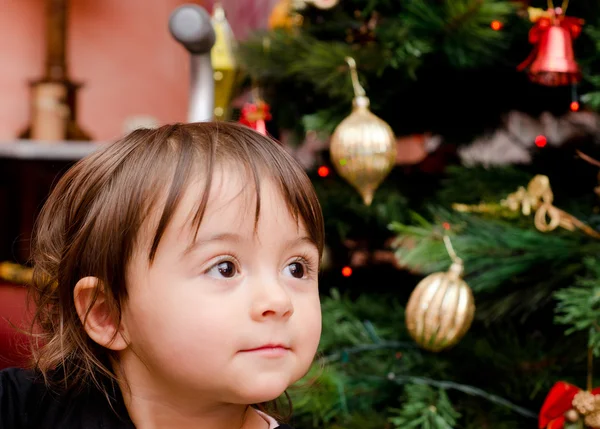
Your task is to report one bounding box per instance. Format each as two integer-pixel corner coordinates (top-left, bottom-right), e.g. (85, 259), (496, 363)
(547, 0), (569, 14)
(346, 57), (366, 99)
(443, 235), (462, 268)
(589, 346), (594, 392)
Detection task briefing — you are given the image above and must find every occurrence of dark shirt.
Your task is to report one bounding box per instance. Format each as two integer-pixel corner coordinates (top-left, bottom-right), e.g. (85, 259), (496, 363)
(0, 368), (293, 429)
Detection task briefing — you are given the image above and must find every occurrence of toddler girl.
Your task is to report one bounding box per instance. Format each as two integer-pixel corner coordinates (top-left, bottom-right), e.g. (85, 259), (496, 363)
(0, 122), (324, 429)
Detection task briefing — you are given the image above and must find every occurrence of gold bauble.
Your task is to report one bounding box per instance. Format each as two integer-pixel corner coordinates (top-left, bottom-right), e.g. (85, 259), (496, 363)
(405, 260), (475, 352)
(211, 3), (239, 120)
(307, 0), (339, 9)
(330, 58), (396, 206)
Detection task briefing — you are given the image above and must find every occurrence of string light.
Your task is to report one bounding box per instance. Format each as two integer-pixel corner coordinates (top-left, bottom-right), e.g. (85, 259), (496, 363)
(317, 165), (330, 177)
(490, 20), (503, 30)
(341, 266), (353, 277)
(570, 85), (580, 112)
(535, 135), (548, 148)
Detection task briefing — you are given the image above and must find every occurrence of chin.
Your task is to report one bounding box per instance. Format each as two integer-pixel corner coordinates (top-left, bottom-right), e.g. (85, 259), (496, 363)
(235, 374), (292, 404)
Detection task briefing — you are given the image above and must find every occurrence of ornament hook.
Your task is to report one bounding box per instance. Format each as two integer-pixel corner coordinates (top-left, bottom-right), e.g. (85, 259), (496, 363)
(443, 235), (464, 277)
(443, 235), (462, 265)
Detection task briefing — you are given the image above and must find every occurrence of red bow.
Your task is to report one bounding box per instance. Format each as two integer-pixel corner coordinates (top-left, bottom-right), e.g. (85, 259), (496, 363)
(539, 382), (600, 428)
(239, 101), (272, 136)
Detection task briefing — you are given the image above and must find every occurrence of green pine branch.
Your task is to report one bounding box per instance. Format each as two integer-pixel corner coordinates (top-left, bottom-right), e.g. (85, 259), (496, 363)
(397, 0), (519, 68)
(389, 384), (461, 429)
(238, 0), (527, 137)
(287, 289), (540, 428)
(389, 209), (600, 295)
(581, 22), (600, 110)
(238, 31), (383, 102)
(555, 257), (600, 357)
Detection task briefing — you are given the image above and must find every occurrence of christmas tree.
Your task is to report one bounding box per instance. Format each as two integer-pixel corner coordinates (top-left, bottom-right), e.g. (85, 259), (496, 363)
(239, 1), (600, 428)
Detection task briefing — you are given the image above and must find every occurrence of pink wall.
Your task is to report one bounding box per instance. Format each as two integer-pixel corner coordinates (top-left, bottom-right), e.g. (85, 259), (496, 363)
(0, 0), (277, 142)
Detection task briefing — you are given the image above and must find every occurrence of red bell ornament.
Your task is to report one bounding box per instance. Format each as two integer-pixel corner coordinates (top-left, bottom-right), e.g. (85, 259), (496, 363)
(238, 99), (272, 136)
(518, 13), (584, 86)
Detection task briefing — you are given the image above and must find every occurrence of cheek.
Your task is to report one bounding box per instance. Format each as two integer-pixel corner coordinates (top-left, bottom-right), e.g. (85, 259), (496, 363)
(296, 294), (322, 355)
(122, 284), (238, 362)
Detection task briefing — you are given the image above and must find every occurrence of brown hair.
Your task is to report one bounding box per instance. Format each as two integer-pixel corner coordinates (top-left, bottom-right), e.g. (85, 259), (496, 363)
(29, 122), (324, 405)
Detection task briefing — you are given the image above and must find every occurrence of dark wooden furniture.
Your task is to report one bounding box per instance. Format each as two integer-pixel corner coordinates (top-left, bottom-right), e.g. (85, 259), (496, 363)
(0, 141), (102, 264)
(0, 282), (29, 370)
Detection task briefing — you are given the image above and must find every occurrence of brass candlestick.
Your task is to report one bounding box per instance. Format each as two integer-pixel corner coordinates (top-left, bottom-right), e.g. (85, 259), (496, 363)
(20, 0), (90, 141)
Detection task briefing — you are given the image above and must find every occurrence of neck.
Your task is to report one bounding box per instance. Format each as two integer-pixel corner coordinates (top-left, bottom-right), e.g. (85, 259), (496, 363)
(123, 393), (267, 429)
(115, 359), (269, 429)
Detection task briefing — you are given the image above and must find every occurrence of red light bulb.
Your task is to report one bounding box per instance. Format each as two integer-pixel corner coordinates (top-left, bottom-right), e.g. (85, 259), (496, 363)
(535, 135), (547, 148)
(490, 20), (503, 31)
(317, 166), (330, 177)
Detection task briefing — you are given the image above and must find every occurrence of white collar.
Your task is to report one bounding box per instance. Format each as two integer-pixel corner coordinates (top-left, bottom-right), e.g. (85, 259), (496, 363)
(254, 409), (280, 429)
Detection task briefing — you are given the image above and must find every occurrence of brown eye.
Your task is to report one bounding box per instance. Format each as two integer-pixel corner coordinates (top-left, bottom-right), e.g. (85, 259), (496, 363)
(287, 262), (305, 279)
(217, 261), (236, 278)
(207, 260), (238, 279)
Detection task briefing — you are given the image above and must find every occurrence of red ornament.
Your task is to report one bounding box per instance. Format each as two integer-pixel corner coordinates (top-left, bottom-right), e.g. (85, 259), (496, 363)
(341, 266), (353, 277)
(491, 20), (503, 31)
(570, 101), (580, 111)
(317, 166), (330, 177)
(239, 100), (272, 135)
(535, 135), (548, 147)
(517, 12), (584, 86)
(539, 382), (600, 428)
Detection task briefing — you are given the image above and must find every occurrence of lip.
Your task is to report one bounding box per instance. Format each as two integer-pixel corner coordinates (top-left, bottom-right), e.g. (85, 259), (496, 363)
(240, 344), (291, 357)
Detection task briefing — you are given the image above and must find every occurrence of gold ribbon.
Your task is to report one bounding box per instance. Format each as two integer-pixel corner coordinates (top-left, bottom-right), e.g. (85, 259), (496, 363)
(453, 175), (600, 239)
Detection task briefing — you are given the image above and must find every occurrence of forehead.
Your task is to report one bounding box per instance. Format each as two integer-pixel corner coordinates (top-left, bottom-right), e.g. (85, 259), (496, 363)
(161, 166), (305, 247)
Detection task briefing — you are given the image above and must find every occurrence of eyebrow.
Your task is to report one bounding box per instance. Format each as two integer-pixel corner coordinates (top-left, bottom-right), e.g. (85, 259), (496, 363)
(183, 233), (318, 256)
(284, 236), (319, 252)
(183, 232), (243, 256)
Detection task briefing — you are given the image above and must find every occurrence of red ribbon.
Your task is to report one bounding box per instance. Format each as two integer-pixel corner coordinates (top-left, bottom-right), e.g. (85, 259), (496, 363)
(539, 382), (600, 428)
(517, 15), (584, 72)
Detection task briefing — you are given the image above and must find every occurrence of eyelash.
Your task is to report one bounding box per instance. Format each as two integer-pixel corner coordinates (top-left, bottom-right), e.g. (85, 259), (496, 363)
(290, 253), (318, 279)
(203, 253), (241, 273)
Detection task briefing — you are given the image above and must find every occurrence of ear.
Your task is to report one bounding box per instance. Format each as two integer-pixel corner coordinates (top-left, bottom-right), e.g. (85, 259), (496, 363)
(73, 276), (128, 351)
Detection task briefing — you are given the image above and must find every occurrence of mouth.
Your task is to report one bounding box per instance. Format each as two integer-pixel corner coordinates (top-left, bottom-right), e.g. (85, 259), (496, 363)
(240, 344), (291, 357)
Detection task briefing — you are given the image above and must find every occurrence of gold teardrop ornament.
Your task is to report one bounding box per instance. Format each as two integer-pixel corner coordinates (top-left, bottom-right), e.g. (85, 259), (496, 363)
(329, 57), (396, 206)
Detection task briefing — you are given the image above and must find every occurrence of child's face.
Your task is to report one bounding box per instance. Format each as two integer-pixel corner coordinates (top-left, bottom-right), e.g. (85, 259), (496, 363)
(119, 166), (322, 406)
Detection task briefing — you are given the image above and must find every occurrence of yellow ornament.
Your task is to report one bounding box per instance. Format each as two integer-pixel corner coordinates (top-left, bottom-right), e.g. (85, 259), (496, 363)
(211, 3), (238, 120)
(330, 57), (396, 206)
(268, 0), (304, 30)
(405, 236), (475, 352)
(0, 261), (33, 285)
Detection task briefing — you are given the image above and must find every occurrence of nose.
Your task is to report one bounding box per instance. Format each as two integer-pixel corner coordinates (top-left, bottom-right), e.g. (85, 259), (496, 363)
(250, 278), (294, 321)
